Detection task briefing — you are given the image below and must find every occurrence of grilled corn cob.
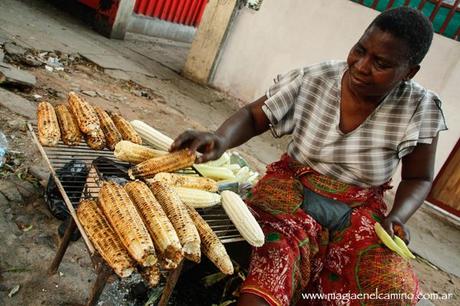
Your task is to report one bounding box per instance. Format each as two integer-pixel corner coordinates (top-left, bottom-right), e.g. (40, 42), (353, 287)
(99, 181), (157, 267)
(140, 265), (161, 287)
(37, 101), (61, 146)
(111, 114), (142, 144)
(125, 181), (183, 269)
(94, 107), (122, 150)
(128, 150), (196, 179)
(173, 187), (221, 208)
(77, 199), (135, 278)
(55, 104), (81, 145)
(85, 128), (106, 150)
(186, 206), (234, 275)
(67, 91), (100, 134)
(114, 141), (167, 164)
(130, 120), (173, 151)
(152, 173), (218, 192)
(149, 181), (201, 263)
(221, 190), (265, 247)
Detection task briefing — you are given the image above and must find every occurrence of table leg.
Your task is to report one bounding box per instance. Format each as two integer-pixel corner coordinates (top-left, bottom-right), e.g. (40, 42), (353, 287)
(158, 260), (184, 306)
(48, 217), (77, 275)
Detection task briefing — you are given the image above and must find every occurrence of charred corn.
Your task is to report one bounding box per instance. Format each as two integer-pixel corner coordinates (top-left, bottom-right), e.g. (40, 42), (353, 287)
(94, 107), (122, 150)
(111, 114), (142, 144)
(37, 101), (61, 146)
(149, 181), (201, 263)
(173, 187), (221, 208)
(55, 104), (81, 145)
(114, 141), (167, 164)
(99, 181), (157, 267)
(67, 91), (100, 134)
(140, 265), (161, 287)
(221, 190), (265, 247)
(152, 173), (218, 192)
(77, 199), (135, 278)
(85, 128), (106, 150)
(130, 120), (173, 151)
(128, 150), (196, 179)
(125, 181), (183, 269)
(186, 206), (233, 275)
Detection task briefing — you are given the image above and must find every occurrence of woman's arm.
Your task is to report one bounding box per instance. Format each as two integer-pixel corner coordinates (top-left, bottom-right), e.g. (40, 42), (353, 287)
(170, 95), (270, 163)
(382, 136), (439, 242)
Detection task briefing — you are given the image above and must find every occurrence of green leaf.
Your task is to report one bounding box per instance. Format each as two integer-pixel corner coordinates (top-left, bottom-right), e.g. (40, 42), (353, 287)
(144, 286), (164, 306)
(201, 272), (227, 287)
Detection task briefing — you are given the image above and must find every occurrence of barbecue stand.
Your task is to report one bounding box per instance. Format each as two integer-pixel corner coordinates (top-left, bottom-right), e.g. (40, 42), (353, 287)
(28, 124), (244, 306)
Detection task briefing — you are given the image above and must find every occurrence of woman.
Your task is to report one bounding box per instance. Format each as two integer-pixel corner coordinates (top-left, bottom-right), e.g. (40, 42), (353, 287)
(171, 7), (447, 306)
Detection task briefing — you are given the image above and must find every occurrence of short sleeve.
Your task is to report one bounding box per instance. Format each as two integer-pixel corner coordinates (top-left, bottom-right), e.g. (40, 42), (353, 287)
(261, 68), (304, 138)
(397, 92), (448, 158)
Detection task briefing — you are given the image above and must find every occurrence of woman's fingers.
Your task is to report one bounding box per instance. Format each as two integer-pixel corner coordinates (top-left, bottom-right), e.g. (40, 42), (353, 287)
(170, 130), (201, 152)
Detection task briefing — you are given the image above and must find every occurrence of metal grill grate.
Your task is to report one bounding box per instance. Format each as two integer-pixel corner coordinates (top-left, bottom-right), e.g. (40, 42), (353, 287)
(29, 124), (244, 250)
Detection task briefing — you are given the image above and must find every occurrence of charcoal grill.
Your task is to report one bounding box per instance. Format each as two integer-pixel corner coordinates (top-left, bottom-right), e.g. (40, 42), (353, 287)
(28, 123), (244, 306)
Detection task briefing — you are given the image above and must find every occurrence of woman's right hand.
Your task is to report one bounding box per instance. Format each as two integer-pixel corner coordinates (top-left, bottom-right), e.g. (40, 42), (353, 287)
(170, 130), (227, 163)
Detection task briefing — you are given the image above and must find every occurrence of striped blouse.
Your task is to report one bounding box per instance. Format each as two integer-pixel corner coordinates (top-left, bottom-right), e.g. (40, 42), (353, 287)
(262, 61), (447, 187)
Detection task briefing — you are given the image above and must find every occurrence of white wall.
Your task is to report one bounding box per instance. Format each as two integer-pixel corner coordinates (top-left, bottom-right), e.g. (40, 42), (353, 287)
(211, 0), (460, 179)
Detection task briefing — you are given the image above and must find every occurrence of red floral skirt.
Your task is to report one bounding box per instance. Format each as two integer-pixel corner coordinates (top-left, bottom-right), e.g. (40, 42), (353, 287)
(240, 154), (419, 306)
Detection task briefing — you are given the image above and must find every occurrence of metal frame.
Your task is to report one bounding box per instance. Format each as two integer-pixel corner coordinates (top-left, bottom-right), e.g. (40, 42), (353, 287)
(28, 123), (243, 306)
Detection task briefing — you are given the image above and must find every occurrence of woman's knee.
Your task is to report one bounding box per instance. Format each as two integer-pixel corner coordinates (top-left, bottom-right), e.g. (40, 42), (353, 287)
(237, 293), (271, 306)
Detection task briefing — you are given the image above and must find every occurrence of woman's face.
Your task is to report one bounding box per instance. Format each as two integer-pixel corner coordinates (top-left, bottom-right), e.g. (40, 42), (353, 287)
(346, 25), (419, 99)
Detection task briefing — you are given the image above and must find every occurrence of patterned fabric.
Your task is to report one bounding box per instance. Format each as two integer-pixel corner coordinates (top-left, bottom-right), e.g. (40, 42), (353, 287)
(240, 155), (419, 306)
(261, 61), (447, 187)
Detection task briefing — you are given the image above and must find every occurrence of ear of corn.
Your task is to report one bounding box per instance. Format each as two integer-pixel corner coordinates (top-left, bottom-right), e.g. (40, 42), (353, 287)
(140, 265), (161, 288)
(55, 104), (81, 145)
(393, 236), (416, 259)
(85, 128), (106, 150)
(98, 181), (157, 267)
(68, 91), (100, 134)
(77, 199), (135, 278)
(128, 150), (196, 179)
(374, 223), (409, 260)
(130, 120), (173, 151)
(114, 141), (167, 164)
(149, 181), (201, 263)
(37, 101), (61, 146)
(186, 206), (234, 275)
(173, 187), (221, 208)
(94, 107), (122, 150)
(193, 164), (236, 181)
(124, 181), (183, 269)
(152, 173), (218, 192)
(220, 190), (265, 247)
(111, 114), (142, 144)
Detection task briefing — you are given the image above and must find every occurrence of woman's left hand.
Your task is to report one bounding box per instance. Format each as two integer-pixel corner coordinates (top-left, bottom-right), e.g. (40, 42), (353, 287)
(381, 215), (411, 244)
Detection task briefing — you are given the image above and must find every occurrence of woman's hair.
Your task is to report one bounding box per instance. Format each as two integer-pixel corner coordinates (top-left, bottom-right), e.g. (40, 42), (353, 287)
(370, 7), (434, 65)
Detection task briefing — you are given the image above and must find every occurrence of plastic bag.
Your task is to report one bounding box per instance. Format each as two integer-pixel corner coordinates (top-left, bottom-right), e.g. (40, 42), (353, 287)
(0, 131), (8, 168)
(44, 160), (88, 220)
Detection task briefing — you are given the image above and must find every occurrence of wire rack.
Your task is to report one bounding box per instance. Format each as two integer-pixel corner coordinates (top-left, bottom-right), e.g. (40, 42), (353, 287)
(28, 124), (244, 253)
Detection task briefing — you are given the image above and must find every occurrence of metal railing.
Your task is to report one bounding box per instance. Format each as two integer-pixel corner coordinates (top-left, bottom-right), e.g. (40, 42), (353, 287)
(352, 0), (460, 40)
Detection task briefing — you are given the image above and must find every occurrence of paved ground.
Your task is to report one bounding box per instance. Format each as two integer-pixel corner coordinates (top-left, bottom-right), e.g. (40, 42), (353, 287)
(0, 0), (459, 305)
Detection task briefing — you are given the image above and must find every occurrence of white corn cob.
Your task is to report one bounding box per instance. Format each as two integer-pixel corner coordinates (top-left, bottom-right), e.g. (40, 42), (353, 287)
(125, 181), (183, 269)
(151, 172), (218, 192)
(193, 164), (236, 181)
(221, 190), (265, 247)
(149, 181), (201, 263)
(186, 206), (234, 275)
(130, 120), (173, 151)
(174, 187), (221, 208)
(98, 181), (157, 267)
(114, 140), (167, 164)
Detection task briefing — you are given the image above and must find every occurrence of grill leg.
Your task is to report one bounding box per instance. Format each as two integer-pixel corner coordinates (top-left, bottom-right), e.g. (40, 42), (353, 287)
(86, 263), (112, 306)
(48, 217), (77, 275)
(158, 260), (184, 306)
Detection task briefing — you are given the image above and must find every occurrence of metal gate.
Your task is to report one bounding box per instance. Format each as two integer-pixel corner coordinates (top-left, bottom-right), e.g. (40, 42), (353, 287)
(134, 0), (208, 27)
